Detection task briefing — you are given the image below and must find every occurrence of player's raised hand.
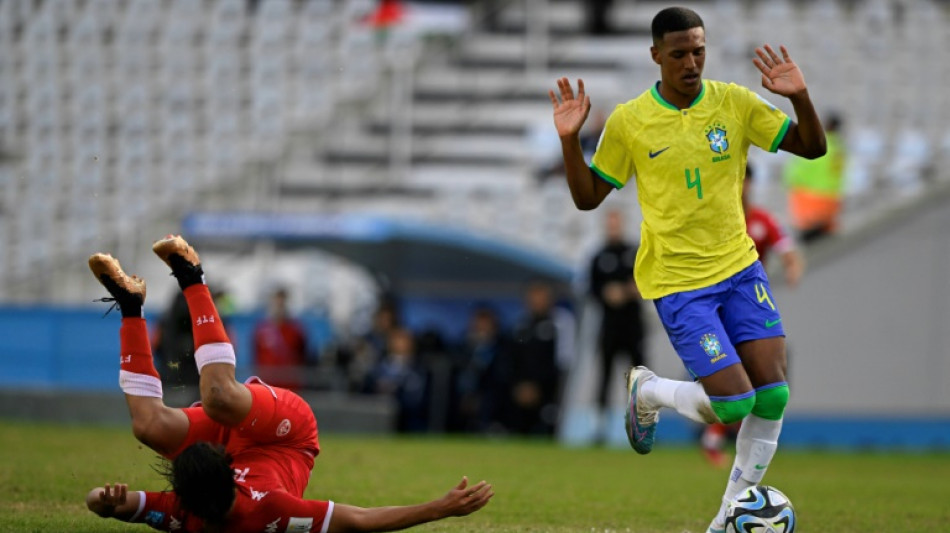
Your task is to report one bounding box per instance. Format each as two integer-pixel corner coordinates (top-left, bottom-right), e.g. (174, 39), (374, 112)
(442, 476), (494, 516)
(753, 45), (807, 98)
(549, 77), (591, 139)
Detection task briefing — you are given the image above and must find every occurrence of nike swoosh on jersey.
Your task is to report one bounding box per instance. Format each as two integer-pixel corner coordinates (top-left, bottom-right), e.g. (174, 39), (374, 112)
(765, 319), (782, 328)
(648, 147), (670, 158)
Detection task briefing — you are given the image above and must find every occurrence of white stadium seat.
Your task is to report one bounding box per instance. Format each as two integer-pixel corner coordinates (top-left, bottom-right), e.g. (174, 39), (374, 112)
(4, 0), (947, 302)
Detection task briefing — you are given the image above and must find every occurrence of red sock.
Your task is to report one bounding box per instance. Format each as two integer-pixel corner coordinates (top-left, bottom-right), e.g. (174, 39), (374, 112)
(120, 318), (160, 379)
(119, 318), (162, 397)
(183, 284), (230, 349)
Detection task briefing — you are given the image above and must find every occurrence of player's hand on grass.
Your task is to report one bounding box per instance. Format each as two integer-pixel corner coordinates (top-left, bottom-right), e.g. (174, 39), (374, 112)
(89, 483), (128, 517)
(549, 77), (592, 139)
(442, 476), (493, 517)
(753, 45), (807, 98)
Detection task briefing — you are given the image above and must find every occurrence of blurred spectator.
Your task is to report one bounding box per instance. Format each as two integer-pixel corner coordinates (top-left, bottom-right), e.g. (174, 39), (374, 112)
(580, 109), (606, 161)
(253, 287), (309, 391)
(365, 327), (430, 432)
(415, 326), (454, 432)
(342, 298), (402, 392)
(366, 0), (406, 28)
(783, 112), (846, 243)
(745, 165), (805, 288)
(587, 209), (645, 434)
(153, 286), (234, 407)
(585, 0), (614, 35)
(450, 306), (512, 433)
(507, 281), (575, 436)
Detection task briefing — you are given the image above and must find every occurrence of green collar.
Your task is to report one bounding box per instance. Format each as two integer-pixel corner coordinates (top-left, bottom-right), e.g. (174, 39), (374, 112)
(651, 80), (705, 110)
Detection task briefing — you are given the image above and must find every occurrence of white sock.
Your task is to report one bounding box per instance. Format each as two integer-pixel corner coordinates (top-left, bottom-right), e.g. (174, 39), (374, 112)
(119, 370), (163, 398)
(641, 377), (718, 424)
(712, 414), (783, 526)
(194, 342), (236, 374)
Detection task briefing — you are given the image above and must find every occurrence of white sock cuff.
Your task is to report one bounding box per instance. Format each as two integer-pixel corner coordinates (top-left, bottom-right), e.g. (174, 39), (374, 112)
(119, 370), (163, 398)
(194, 342), (236, 373)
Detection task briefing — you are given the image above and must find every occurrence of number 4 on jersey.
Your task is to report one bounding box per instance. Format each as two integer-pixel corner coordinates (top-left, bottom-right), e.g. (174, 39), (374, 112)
(685, 168), (703, 199)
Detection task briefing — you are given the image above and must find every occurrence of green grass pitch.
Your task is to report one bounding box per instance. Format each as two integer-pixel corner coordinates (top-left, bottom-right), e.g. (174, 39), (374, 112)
(1, 420), (948, 532)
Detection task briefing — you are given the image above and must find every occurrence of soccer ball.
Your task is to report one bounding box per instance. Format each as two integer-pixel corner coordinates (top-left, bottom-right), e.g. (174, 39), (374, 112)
(724, 485), (796, 533)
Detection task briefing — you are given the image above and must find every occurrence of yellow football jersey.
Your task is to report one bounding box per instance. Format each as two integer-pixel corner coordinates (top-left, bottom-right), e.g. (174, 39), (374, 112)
(590, 80), (790, 299)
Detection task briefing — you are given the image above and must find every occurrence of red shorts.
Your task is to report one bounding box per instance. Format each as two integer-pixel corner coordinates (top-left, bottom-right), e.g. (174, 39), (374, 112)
(169, 379), (320, 495)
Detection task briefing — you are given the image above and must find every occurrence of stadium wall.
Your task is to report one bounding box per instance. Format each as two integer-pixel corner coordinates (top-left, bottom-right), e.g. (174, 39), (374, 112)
(2, 197), (949, 448)
(0, 306), (397, 433)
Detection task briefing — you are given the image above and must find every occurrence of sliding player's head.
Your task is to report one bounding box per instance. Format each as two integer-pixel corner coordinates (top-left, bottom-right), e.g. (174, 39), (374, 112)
(166, 442), (236, 524)
(651, 7), (706, 99)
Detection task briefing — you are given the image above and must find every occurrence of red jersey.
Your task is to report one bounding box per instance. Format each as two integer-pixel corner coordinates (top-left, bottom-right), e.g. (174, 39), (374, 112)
(131, 380), (333, 533)
(745, 206), (794, 268)
(253, 319), (308, 390)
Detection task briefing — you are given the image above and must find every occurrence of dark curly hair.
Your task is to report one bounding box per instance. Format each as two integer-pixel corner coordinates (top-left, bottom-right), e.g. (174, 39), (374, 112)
(160, 442), (236, 524)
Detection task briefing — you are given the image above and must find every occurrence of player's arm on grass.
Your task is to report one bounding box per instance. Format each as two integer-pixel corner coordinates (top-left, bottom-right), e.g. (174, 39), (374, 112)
(753, 44), (827, 159)
(328, 476), (493, 533)
(85, 483), (141, 520)
(549, 77), (613, 210)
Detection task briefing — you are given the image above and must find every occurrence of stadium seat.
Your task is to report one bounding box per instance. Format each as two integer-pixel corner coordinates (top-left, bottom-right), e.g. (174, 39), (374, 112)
(0, 65), (15, 147)
(0, 0), (25, 38)
(886, 128), (932, 194)
(7, 0), (945, 310)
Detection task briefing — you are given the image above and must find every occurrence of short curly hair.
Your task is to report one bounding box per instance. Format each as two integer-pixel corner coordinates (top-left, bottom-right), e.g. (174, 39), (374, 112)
(651, 7), (705, 44)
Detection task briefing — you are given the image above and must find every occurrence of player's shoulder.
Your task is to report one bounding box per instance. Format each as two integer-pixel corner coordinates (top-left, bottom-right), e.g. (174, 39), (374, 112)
(610, 86), (655, 118)
(704, 79), (755, 103)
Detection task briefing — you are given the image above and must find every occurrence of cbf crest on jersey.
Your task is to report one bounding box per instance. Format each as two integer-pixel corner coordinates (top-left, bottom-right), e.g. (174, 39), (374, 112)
(705, 122), (731, 163)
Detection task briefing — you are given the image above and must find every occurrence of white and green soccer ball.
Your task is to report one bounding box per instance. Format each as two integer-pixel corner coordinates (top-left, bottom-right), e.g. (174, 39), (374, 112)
(724, 485), (796, 533)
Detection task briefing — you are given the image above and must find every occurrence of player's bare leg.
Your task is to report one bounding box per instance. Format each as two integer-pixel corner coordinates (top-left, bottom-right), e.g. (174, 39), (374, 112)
(88, 254), (189, 456)
(152, 235), (252, 426)
(707, 337), (789, 533)
(697, 363), (755, 397)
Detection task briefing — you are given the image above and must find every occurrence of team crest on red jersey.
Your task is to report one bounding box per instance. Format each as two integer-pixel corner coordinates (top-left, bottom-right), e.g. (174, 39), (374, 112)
(276, 418), (292, 437)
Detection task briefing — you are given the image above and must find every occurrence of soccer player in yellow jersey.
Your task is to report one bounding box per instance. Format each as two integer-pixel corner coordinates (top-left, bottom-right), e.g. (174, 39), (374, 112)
(549, 7), (826, 533)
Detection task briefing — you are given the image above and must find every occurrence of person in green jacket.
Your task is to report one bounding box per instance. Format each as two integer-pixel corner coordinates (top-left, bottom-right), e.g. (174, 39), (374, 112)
(783, 113), (846, 242)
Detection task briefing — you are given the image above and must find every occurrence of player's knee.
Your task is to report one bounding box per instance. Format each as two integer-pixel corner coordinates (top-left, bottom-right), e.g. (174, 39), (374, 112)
(710, 392), (756, 425)
(200, 379), (235, 413)
(750, 382), (789, 421)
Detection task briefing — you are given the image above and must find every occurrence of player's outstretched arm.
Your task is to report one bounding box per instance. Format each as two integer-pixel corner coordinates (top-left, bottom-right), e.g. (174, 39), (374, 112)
(328, 477), (493, 533)
(753, 44), (826, 159)
(86, 483), (141, 521)
(549, 77), (613, 210)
